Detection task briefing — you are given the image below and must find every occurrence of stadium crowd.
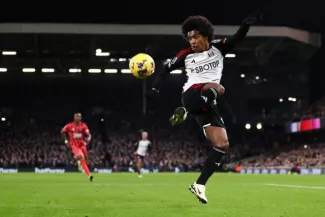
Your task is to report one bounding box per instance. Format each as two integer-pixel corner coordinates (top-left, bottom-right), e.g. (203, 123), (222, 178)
(0, 106), (212, 172)
(0, 121), (210, 172)
(240, 143), (325, 168)
(1, 106), (324, 171)
(300, 96), (325, 120)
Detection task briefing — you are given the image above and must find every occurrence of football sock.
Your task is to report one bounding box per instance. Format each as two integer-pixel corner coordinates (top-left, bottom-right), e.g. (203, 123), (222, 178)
(80, 159), (91, 177)
(196, 147), (226, 185)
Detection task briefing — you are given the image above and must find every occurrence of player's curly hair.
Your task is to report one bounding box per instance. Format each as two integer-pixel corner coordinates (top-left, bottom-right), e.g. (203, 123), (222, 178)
(181, 15), (214, 42)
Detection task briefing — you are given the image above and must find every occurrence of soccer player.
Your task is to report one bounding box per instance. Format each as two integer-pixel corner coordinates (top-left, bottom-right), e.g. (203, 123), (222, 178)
(61, 113), (94, 181)
(134, 131), (151, 178)
(147, 12), (262, 203)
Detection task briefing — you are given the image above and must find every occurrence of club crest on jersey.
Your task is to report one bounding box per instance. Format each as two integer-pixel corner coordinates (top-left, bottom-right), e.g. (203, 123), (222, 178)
(208, 51), (215, 58)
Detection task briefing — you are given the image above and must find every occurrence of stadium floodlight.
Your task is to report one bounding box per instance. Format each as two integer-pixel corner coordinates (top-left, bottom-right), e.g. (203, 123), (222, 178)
(96, 52), (110, 56)
(0, 68), (7, 72)
(2, 51), (16, 55)
(256, 123), (262, 130)
(288, 97), (297, 102)
(69, 68), (81, 73)
(1, 117), (5, 121)
(245, 123), (251, 129)
(225, 53), (235, 58)
(41, 68), (55, 73)
(22, 68), (35, 72)
(121, 69), (131, 73)
(170, 70), (182, 74)
(96, 49), (110, 56)
(118, 58), (127, 62)
(240, 74), (245, 78)
(104, 69), (118, 73)
(88, 69), (101, 73)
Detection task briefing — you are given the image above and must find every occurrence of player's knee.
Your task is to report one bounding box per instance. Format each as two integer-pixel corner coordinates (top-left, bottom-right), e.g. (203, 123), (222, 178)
(75, 154), (84, 160)
(214, 139), (229, 151)
(202, 83), (225, 96)
(201, 88), (218, 104)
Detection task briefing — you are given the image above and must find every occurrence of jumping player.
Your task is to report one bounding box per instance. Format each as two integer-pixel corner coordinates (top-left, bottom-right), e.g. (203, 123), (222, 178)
(61, 113), (93, 181)
(147, 12), (262, 203)
(134, 131), (150, 178)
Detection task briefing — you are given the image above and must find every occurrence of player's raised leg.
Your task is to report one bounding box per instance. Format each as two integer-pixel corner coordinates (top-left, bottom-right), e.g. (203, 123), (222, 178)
(189, 126), (229, 204)
(136, 155), (144, 178)
(170, 83), (225, 125)
(73, 146), (93, 181)
(169, 107), (188, 125)
(81, 145), (93, 181)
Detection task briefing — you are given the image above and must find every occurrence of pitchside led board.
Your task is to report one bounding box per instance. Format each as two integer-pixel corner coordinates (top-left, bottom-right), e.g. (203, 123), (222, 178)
(286, 118), (323, 133)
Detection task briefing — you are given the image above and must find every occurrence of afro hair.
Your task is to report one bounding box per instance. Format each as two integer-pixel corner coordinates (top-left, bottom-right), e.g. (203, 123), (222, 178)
(181, 15), (214, 42)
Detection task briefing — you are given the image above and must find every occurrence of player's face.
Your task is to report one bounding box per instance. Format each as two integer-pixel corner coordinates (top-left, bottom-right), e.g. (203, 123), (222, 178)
(142, 132), (148, 140)
(187, 30), (209, 53)
(74, 113), (82, 122)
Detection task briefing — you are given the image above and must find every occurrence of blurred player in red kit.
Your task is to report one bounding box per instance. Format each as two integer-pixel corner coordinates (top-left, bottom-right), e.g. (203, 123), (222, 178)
(61, 113), (94, 181)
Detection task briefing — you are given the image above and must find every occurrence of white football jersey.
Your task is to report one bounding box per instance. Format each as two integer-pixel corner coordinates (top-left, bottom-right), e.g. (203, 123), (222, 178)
(136, 140), (150, 156)
(152, 25), (250, 99)
(163, 39), (229, 93)
(183, 46), (224, 92)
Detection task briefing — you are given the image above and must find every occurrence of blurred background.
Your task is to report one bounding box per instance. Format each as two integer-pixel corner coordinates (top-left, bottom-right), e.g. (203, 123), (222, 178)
(0, 1), (324, 174)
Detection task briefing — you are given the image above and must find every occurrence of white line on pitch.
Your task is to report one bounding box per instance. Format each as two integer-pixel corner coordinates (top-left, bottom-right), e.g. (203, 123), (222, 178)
(266, 184), (325, 190)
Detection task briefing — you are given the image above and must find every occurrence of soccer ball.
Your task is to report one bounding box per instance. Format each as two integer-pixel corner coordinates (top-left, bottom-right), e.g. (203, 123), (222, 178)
(129, 53), (155, 79)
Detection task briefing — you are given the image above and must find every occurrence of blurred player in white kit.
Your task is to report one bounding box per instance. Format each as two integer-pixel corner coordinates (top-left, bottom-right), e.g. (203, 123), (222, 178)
(134, 131), (151, 178)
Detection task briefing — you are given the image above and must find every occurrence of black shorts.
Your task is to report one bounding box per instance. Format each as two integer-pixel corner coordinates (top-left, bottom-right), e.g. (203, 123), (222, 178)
(136, 154), (144, 160)
(181, 83), (225, 129)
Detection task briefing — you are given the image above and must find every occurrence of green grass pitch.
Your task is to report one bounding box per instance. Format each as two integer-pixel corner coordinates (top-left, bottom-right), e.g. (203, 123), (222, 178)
(1, 173), (325, 217)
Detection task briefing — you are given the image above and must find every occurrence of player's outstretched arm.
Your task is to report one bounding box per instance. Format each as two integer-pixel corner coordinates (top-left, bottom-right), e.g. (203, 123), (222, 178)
(149, 63), (172, 95)
(216, 12), (263, 55)
(148, 48), (190, 97)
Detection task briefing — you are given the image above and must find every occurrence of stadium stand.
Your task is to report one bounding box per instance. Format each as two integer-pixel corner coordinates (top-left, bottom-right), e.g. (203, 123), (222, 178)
(0, 22), (322, 174)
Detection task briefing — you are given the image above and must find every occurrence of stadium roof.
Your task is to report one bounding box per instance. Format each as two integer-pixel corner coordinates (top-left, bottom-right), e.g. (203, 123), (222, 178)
(0, 23), (320, 47)
(0, 23), (321, 74)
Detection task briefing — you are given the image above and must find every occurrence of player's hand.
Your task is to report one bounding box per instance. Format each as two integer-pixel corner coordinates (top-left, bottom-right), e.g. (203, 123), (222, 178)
(85, 137), (91, 145)
(145, 88), (159, 100)
(242, 12), (263, 25)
